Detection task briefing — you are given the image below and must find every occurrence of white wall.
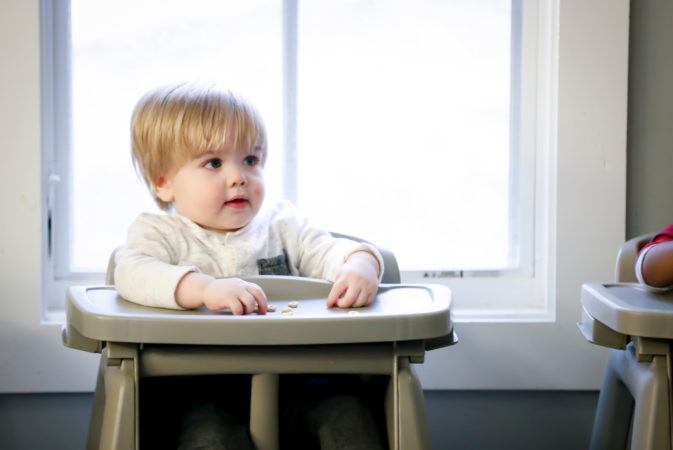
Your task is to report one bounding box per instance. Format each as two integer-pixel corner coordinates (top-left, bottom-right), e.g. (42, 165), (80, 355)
(0, 0), (99, 393)
(0, 0), (628, 392)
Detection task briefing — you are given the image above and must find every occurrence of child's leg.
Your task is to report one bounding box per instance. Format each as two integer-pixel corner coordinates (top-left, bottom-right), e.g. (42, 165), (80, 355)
(309, 395), (385, 450)
(282, 375), (386, 450)
(177, 399), (255, 450)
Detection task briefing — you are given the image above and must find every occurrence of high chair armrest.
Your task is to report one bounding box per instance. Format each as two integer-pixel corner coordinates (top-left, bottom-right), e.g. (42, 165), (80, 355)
(105, 248), (119, 285)
(329, 232), (401, 284)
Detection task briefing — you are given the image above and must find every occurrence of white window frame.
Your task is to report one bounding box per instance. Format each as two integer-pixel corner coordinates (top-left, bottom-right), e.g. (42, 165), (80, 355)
(0, 0), (627, 392)
(404, 0), (550, 322)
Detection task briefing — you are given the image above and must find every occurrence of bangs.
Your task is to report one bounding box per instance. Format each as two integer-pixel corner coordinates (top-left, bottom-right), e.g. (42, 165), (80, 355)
(179, 93), (267, 160)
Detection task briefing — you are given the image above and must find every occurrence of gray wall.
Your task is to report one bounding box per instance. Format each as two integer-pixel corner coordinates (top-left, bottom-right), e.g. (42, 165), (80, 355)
(627, 0), (673, 237)
(2, 1), (671, 449)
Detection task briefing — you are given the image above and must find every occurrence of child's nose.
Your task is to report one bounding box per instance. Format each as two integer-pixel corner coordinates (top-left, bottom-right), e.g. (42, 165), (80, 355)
(226, 164), (247, 187)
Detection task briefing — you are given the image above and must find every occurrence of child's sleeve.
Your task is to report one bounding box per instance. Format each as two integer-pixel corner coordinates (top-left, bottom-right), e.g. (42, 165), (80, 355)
(635, 245), (659, 287)
(277, 202), (385, 282)
(114, 215), (199, 309)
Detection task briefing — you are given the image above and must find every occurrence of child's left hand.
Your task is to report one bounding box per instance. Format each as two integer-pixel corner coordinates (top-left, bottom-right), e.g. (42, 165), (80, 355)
(327, 251), (380, 308)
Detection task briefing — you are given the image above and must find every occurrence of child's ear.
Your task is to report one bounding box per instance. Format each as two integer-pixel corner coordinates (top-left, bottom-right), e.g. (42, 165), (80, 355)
(153, 175), (174, 203)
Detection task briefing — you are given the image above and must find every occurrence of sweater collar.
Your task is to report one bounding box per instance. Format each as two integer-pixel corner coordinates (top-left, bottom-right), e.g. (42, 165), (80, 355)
(174, 213), (255, 242)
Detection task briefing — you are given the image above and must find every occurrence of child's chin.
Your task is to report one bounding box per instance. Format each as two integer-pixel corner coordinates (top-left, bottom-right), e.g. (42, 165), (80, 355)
(198, 219), (249, 233)
(220, 219), (252, 232)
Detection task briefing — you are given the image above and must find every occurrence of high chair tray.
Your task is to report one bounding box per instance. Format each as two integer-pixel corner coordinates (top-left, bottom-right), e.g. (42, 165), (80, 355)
(66, 276), (452, 347)
(581, 282), (673, 339)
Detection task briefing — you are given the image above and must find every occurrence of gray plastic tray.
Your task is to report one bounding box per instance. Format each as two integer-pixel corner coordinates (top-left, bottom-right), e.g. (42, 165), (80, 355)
(581, 282), (673, 339)
(66, 276), (452, 346)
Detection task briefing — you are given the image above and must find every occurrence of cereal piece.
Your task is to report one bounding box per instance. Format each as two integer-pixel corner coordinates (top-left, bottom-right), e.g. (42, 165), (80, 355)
(282, 310), (293, 316)
(288, 301), (299, 308)
(348, 310), (360, 315)
(267, 304), (276, 312)
(282, 307), (293, 313)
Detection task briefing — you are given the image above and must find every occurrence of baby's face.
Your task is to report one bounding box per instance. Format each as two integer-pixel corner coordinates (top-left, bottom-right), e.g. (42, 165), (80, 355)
(156, 142), (265, 232)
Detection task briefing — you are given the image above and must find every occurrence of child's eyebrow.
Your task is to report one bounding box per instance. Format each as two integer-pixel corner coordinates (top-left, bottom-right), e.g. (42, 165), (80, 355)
(197, 143), (262, 158)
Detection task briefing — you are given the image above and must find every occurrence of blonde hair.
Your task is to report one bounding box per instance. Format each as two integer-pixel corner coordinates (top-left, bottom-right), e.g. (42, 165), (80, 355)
(131, 82), (267, 210)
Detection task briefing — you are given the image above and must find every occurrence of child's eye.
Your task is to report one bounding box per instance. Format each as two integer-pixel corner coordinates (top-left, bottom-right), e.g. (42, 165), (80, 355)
(204, 158), (222, 169)
(243, 155), (260, 167)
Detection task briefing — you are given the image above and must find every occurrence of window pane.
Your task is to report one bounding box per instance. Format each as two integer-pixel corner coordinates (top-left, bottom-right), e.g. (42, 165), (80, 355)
(297, 0), (512, 271)
(70, 0), (282, 272)
(69, 0), (516, 274)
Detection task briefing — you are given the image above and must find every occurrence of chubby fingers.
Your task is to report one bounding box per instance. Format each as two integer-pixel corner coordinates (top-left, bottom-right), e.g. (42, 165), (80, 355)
(229, 289), (264, 315)
(231, 282), (266, 315)
(346, 287), (375, 308)
(327, 278), (347, 308)
(202, 278), (268, 315)
(245, 282), (268, 314)
(327, 282), (375, 309)
(353, 288), (373, 308)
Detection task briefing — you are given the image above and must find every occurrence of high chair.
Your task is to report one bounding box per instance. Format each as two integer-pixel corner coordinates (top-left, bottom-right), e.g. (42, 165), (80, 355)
(62, 236), (456, 450)
(579, 233), (673, 450)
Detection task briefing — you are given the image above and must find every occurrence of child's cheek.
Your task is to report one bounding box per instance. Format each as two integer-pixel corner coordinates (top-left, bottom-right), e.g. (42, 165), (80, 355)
(211, 183), (226, 201)
(253, 181), (265, 200)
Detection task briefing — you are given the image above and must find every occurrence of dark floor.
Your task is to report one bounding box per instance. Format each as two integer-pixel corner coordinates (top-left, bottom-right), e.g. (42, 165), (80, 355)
(0, 390), (597, 450)
(425, 390), (596, 450)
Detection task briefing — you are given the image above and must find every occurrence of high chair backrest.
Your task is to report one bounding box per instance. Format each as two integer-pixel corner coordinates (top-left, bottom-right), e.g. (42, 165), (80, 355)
(615, 233), (654, 282)
(105, 232), (401, 285)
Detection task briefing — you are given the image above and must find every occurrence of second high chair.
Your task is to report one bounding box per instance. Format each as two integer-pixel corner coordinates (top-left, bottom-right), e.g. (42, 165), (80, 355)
(580, 233), (673, 450)
(63, 236), (457, 450)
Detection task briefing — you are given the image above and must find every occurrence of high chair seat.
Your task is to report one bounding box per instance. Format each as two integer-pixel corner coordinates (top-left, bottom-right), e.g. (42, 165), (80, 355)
(579, 233), (673, 450)
(64, 263), (455, 450)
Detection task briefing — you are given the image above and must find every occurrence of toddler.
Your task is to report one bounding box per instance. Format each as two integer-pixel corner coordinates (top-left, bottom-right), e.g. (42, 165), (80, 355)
(115, 82), (385, 449)
(636, 223), (673, 289)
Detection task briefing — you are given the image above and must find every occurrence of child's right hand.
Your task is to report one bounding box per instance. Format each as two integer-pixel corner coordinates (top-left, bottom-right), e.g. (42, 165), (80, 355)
(203, 278), (268, 314)
(176, 272), (267, 314)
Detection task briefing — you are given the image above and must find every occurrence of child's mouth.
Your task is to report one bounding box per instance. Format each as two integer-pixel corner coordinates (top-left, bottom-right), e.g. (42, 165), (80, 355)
(225, 198), (249, 209)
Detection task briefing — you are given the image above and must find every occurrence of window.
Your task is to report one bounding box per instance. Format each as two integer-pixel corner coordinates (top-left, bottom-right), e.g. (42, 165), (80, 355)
(44, 0), (548, 318)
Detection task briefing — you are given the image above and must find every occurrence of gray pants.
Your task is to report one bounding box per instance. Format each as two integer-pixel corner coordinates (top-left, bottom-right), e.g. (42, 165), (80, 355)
(177, 376), (385, 450)
(177, 400), (254, 450)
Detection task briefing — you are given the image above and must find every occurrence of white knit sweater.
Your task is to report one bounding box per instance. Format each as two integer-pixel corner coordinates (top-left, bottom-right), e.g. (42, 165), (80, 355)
(114, 200), (383, 309)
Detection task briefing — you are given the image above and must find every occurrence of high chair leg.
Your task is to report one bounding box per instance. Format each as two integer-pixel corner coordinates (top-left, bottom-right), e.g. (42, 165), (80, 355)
(397, 360), (431, 450)
(88, 344), (138, 450)
(87, 353), (107, 450)
(590, 344), (671, 450)
(250, 373), (279, 450)
(385, 359), (430, 450)
(99, 359), (135, 450)
(589, 351), (634, 450)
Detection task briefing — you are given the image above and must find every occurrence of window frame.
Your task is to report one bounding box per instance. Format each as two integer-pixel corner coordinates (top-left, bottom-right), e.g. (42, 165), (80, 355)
(0, 0), (627, 392)
(402, 0), (549, 321)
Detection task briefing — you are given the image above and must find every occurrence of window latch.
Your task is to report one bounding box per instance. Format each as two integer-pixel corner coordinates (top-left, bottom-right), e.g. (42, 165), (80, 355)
(47, 173), (61, 257)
